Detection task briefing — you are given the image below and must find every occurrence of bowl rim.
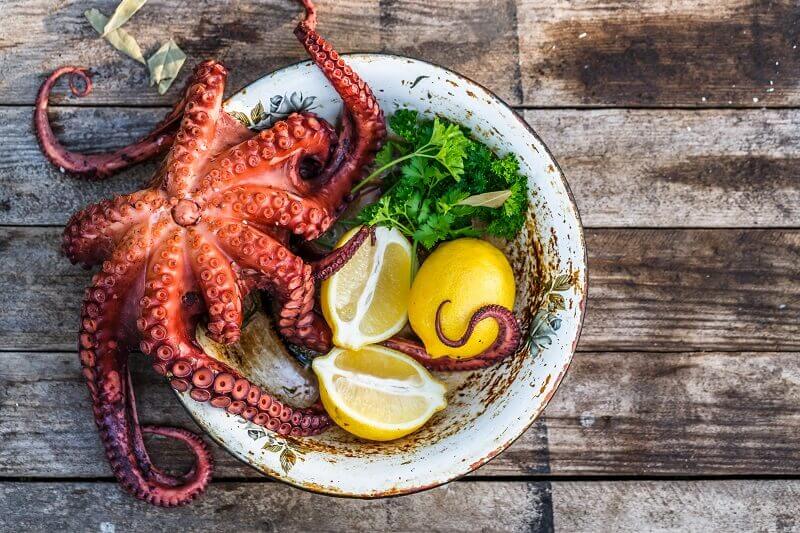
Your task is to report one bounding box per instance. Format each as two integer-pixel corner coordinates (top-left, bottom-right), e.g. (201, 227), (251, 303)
(180, 52), (587, 498)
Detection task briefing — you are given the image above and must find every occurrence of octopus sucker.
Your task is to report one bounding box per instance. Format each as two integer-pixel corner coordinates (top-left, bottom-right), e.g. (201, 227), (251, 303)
(37, 0), (520, 507)
(35, 1), (380, 507)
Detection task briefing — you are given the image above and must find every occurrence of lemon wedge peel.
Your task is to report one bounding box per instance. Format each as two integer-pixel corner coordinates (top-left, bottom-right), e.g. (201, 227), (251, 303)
(321, 226), (413, 350)
(312, 346), (447, 441)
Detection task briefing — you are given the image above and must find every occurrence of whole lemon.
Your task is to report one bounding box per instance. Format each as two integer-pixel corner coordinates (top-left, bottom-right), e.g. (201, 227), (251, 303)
(408, 238), (515, 359)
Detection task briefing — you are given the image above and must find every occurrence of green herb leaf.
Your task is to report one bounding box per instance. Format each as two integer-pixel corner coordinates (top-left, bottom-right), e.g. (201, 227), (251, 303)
(357, 109), (529, 249)
(85, 8), (146, 64)
(457, 190), (512, 208)
(102, 0), (148, 36)
(389, 109), (420, 142)
(428, 118), (470, 179)
(262, 443), (283, 453)
(147, 39), (186, 94)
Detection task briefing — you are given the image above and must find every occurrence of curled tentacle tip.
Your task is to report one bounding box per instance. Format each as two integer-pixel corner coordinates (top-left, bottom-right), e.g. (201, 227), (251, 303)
(311, 225), (373, 281)
(67, 68), (93, 98)
(434, 302), (521, 359)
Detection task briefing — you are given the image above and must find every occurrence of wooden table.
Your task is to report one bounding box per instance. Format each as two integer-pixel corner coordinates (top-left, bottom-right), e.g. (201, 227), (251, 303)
(2, 0), (799, 530)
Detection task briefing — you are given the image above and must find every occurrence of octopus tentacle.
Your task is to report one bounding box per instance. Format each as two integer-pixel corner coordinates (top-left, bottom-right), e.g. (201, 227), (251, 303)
(63, 188), (167, 267)
(381, 304), (521, 371)
(186, 228), (244, 344)
(381, 337), (501, 371)
(133, 225), (331, 433)
(195, 113), (336, 205)
(133, 225), (329, 435)
(208, 185), (333, 241)
(312, 225), (374, 281)
(80, 224), (212, 507)
(137, 224), (197, 363)
(126, 371), (206, 488)
(163, 61), (228, 196)
(34, 67), (182, 179)
(169, 358), (331, 436)
(213, 219), (331, 352)
(434, 302), (520, 355)
(295, 6), (386, 212)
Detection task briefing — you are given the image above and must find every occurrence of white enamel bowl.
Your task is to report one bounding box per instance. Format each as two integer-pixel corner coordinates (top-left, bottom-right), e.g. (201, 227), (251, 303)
(177, 54), (587, 497)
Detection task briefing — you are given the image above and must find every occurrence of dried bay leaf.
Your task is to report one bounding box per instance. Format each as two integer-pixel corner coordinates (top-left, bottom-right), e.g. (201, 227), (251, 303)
(157, 77), (175, 95)
(457, 189), (512, 208)
(102, 0), (148, 36)
(147, 39), (186, 94)
(84, 8), (145, 64)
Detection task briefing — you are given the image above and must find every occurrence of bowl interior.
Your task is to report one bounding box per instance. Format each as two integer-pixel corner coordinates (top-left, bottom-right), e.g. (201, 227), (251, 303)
(177, 54), (587, 496)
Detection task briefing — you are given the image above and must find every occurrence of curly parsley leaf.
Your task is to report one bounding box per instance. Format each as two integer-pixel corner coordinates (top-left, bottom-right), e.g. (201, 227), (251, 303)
(428, 119), (470, 180)
(357, 109), (529, 253)
(388, 109), (421, 143)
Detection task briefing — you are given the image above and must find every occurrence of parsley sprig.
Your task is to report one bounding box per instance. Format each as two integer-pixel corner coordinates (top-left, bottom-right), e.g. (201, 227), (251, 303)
(357, 109), (528, 266)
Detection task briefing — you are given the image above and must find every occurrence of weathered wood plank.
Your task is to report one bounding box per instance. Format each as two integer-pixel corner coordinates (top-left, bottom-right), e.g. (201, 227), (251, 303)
(3, 351), (800, 477)
(518, 0), (800, 107)
(0, 480), (797, 532)
(2, 0), (520, 106)
(379, 0), (521, 104)
(6, 0), (800, 108)
(582, 228), (800, 352)
(544, 351), (800, 475)
(5, 106), (800, 227)
(2, 227), (797, 352)
(526, 109), (800, 228)
(552, 480), (800, 532)
(0, 480), (551, 532)
(0, 107), (160, 226)
(2, 0), (382, 105)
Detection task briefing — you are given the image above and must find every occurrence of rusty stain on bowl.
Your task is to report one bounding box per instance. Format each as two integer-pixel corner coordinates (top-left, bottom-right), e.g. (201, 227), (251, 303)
(176, 54), (587, 498)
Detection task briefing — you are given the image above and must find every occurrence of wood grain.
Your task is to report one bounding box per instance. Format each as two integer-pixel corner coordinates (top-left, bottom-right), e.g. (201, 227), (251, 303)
(2, 0), (518, 106)
(0, 480), (798, 532)
(544, 351), (800, 475)
(379, 0), (521, 104)
(518, 0), (800, 107)
(553, 480), (800, 532)
(525, 109), (800, 228)
(0, 480), (551, 532)
(2, 0), (381, 105)
(5, 106), (800, 227)
(4, 351), (800, 477)
(2, 227), (797, 352)
(8, 0), (798, 108)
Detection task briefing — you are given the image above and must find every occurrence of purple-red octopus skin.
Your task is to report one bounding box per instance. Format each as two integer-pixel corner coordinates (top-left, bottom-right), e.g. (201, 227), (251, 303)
(37, 1), (384, 507)
(36, 0), (521, 509)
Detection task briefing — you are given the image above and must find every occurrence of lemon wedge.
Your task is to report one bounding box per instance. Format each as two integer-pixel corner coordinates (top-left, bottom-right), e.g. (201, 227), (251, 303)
(312, 345), (447, 441)
(321, 225), (413, 350)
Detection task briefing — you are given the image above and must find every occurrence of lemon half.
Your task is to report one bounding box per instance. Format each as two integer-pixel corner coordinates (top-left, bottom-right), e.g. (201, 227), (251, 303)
(408, 238), (516, 359)
(321, 225), (413, 350)
(312, 345), (447, 441)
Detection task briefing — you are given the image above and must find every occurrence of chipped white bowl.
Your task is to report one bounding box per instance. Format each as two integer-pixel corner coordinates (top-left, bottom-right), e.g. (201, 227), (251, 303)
(177, 54), (586, 497)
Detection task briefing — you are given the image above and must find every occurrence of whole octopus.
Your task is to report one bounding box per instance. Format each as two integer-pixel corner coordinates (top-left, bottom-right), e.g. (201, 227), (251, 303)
(35, 0), (521, 507)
